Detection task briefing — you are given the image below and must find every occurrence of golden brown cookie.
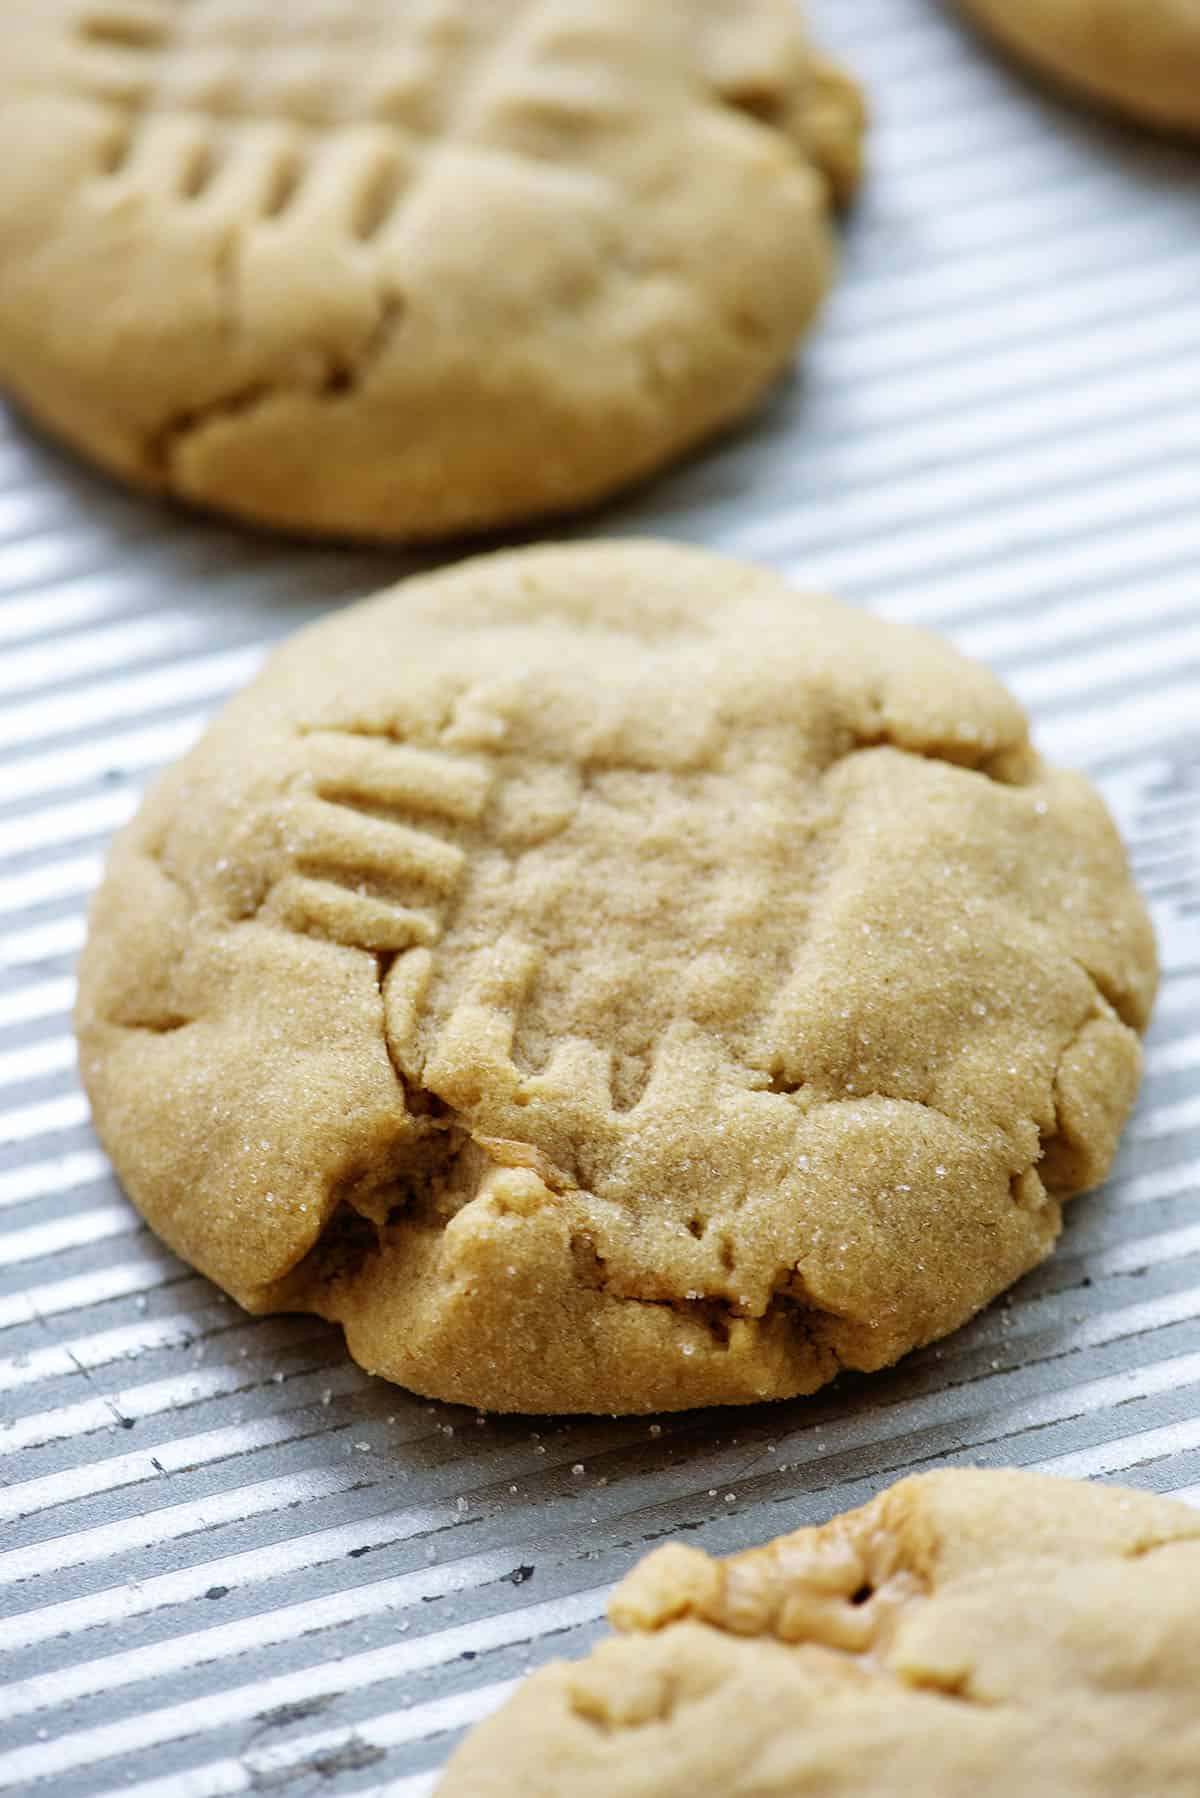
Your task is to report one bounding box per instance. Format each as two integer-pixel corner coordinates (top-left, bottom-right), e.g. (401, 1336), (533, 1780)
(953, 0), (1200, 135)
(75, 541), (1156, 1414)
(0, 0), (862, 541)
(435, 1468), (1200, 1795)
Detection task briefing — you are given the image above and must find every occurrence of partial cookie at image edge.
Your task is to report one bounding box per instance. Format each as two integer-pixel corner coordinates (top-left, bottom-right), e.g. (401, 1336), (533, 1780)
(951, 0), (1200, 135)
(435, 1467), (1200, 1795)
(0, 0), (864, 541)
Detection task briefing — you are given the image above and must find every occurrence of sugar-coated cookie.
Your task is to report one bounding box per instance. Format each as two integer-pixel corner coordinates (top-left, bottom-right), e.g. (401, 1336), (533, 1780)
(76, 542), (1156, 1414)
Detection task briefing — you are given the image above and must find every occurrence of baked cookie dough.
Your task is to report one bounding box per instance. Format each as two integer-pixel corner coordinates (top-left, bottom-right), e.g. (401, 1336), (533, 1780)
(0, 0), (863, 541)
(953, 0), (1200, 135)
(76, 541), (1156, 1414)
(435, 1468), (1200, 1795)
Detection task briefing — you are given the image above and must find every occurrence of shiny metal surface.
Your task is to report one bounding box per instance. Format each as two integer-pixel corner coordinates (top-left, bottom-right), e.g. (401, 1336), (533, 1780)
(1, 2), (1198, 1792)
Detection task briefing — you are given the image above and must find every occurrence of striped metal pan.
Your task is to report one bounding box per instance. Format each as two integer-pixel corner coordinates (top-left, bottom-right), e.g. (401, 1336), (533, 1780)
(2, 1), (1199, 1793)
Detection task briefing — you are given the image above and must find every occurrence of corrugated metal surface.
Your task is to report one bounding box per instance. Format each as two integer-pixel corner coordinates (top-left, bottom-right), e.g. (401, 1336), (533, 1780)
(1, 1), (1198, 1792)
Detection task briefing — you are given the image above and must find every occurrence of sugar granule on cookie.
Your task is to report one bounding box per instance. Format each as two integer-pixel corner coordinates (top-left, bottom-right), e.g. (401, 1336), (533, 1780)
(435, 1468), (1200, 1794)
(0, 0), (863, 541)
(75, 541), (1157, 1414)
(952, 0), (1200, 136)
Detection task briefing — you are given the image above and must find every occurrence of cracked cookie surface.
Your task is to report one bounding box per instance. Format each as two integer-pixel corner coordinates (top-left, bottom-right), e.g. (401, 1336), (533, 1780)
(435, 1468), (1200, 1795)
(75, 541), (1156, 1413)
(0, 0), (862, 540)
(953, 0), (1200, 134)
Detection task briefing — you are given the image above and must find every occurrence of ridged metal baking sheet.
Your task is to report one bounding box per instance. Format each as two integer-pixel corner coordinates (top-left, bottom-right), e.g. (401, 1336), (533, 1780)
(2, 0), (1199, 1792)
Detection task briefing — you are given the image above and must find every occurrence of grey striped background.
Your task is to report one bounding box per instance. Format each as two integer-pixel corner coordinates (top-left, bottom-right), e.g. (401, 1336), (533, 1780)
(2, 0), (1199, 1792)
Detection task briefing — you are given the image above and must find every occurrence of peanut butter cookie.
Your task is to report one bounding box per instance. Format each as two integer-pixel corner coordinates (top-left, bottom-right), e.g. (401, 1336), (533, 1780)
(954, 0), (1200, 134)
(0, 0), (862, 539)
(76, 542), (1156, 1413)
(437, 1468), (1200, 1794)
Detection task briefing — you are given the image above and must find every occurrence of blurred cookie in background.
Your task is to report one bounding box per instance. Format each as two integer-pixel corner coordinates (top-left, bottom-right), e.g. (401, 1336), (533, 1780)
(952, 0), (1200, 134)
(0, 0), (863, 541)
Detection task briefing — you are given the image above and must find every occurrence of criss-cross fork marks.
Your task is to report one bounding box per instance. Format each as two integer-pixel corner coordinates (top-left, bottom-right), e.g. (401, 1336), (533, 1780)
(380, 930), (657, 1121)
(256, 732), (491, 955)
(251, 727), (835, 1127)
(252, 732), (694, 1121)
(73, 0), (562, 236)
(377, 750), (824, 1120)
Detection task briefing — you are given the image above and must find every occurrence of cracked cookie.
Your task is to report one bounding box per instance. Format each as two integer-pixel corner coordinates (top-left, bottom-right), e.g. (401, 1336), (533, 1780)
(0, 0), (862, 540)
(435, 1468), (1200, 1794)
(952, 0), (1200, 134)
(75, 541), (1156, 1413)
